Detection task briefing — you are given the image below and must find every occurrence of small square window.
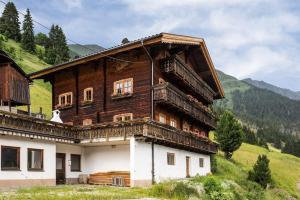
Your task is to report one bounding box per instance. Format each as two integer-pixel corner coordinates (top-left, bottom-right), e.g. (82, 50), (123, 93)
(71, 154), (81, 172)
(167, 152), (175, 165)
(113, 113), (133, 122)
(59, 92), (73, 106)
(113, 78), (133, 96)
(83, 119), (92, 126)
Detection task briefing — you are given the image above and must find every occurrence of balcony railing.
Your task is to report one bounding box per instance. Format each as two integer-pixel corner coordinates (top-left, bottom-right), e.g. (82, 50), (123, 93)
(0, 110), (217, 154)
(160, 56), (215, 103)
(153, 82), (216, 128)
(0, 110), (78, 143)
(78, 120), (217, 154)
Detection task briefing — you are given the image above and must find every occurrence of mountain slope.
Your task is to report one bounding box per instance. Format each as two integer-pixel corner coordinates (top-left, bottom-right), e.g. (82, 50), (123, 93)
(244, 78), (300, 100)
(216, 70), (300, 137)
(68, 44), (105, 59)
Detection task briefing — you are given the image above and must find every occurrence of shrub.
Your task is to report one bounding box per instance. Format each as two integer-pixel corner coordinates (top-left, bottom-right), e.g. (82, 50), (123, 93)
(150, 181), (199, 200)
(248, 154), (272, 189)
(203, 177), (222, 194)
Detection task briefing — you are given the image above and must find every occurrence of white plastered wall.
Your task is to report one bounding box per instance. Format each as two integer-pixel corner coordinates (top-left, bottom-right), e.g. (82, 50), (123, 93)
(0, 136), (56, 180)
(130, 138), (211, 186)
(84, 144), (130, 174)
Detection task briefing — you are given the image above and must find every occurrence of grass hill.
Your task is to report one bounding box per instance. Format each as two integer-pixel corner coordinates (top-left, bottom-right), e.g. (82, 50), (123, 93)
(244, 78), (300, 101)
(216, 70), (300, 138)
(68, 44), (105, 59)
(0, 36), (52, 118)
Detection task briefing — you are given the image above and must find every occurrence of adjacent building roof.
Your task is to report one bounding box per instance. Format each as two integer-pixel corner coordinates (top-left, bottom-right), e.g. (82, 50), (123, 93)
(29, 33), (224, 98)
(0, 50), (31, 81)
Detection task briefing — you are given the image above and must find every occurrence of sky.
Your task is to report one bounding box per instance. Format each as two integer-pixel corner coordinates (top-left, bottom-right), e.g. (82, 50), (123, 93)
(1, 0), (300, 91)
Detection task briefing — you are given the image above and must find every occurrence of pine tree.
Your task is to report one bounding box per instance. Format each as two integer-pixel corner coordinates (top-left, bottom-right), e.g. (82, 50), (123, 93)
(215, 110), (243, 159)
(45, 24), (70, 64)
(35, 32), (49, 47)
(21, 9), (35, 53)
(0, 2), (21, 41)
(248, 155), (272, 189)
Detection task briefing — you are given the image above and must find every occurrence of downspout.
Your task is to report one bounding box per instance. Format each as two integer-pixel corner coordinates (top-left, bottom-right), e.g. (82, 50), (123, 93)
(141, 40), (155, 184)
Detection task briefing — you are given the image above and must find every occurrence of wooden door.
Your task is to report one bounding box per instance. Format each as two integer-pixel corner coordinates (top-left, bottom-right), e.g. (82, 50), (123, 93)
(56, 153), (66, 184)
(186, 156), (190, 178)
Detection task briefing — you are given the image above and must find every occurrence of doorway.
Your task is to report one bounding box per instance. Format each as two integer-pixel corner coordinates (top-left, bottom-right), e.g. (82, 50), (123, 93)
(56, 153), (66, 184)
(186, 156), (190, 178)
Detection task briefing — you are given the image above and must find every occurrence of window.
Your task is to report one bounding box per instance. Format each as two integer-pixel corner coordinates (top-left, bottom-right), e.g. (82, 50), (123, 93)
(59, 92), (73, 106)
(159, 113), (166, 124)
(28, 149), (43, 171)
(170, 118), (177, 128)
(113, 78), (133, 96)
(167, 152), (175, 165)
(83, 87), (93, 102)
(1, 146), (20, 170)
(199, 158), (204, 168)
(71, 154), (81, 172)
(83, 119), (92, 126)
(113, 113), (133, 122)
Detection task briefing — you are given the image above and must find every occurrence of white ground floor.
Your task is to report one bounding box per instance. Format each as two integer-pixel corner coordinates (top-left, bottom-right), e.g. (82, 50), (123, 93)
(0, 136), (211, 188)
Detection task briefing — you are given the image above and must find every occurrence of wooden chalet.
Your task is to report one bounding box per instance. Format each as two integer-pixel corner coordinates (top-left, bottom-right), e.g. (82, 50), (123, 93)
(0, 33), (224, 188)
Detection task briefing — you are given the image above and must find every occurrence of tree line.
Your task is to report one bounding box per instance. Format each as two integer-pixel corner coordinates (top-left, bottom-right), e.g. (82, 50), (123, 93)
(0, 2), (70, 65)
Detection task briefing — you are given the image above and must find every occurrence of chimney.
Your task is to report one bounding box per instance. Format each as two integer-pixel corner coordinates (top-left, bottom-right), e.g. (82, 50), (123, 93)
(50, 110), (63, 123)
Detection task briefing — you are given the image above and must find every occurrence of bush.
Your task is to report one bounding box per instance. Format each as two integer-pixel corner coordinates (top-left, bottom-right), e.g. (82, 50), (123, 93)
(150, 181), (199, 200)
(203, 177), (222, 194)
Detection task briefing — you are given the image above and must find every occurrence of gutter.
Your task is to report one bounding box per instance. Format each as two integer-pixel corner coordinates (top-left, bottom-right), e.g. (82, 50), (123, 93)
(141, 40), (155, 184)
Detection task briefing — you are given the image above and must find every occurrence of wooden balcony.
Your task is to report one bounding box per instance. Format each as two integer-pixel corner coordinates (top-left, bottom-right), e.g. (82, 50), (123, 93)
(153, 82), (216, 128)
(0, 110), (78, 143)
(0, 110), (217, 154)
(78, 120), (217, 154)
(160, 56), (215, 103)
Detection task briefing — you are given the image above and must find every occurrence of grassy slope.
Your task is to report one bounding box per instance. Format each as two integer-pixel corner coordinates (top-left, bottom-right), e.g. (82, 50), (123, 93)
(232, 143), (300, 198)
(2, 38), (52, 118)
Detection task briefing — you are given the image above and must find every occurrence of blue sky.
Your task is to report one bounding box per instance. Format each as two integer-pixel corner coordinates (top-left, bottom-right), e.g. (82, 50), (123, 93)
(2, 0), (300, 91)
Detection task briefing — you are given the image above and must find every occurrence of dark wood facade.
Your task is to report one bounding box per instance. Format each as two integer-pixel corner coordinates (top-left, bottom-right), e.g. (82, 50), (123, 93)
(0, 50), (30, 107)
(30, 33), (224, 141)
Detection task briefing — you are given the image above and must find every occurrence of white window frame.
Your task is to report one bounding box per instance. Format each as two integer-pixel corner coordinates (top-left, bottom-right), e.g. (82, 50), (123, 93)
(113, 78), (133, 95)
(170, 118), (177, 128)
(82, 118), (92, 126)
(113, 113), (133, 122)
(83, 87), (93, 102)
(58, 92), (73, 106)
(199, 158), (204, 168)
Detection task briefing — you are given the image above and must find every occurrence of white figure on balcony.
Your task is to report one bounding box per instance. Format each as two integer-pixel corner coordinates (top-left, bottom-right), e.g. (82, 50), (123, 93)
(50, 110), (63, 123)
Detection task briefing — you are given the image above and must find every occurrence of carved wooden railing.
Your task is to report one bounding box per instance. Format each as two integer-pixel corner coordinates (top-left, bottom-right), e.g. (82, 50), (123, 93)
(78, 120), (217, 154)
(160, 56), (215, 103)
(0, 110), (217, 153)
(153, 82), (216, 128)
(0, 110), (78, 142)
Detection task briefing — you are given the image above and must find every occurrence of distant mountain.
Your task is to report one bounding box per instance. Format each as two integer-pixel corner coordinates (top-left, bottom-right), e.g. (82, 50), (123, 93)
(216, 70), (300, 138)
(68, 44), (105, 59)
(243, 78), (300, 100)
